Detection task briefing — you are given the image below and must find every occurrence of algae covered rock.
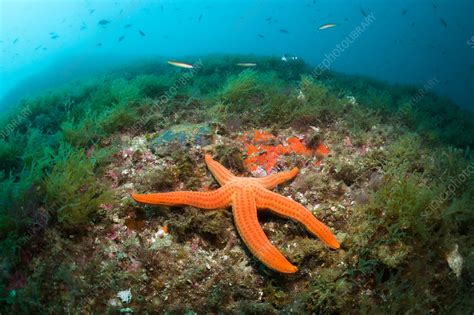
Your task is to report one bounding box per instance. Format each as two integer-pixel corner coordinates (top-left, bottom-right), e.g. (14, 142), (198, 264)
(374, 242), (412, 268)
(149, 123), (213, 154)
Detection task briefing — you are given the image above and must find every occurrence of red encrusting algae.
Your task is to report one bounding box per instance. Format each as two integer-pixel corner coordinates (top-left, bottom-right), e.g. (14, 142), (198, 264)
(287, 137), (312, 155)
(238, 130), (330, 173)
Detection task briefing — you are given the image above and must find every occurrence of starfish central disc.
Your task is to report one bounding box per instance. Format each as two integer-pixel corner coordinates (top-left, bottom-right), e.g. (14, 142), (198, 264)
(132, 154), (340, 273)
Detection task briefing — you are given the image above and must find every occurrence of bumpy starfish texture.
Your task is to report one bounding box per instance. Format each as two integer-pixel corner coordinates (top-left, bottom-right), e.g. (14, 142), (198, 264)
(132, 154), (340, 273)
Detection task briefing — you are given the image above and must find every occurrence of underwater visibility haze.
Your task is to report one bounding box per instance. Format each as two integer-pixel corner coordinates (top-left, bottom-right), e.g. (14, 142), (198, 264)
(0, 0), (473, 313)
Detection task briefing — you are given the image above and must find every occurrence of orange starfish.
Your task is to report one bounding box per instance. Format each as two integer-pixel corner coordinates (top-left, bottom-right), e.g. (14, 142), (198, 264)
(132, 154), (340, 273)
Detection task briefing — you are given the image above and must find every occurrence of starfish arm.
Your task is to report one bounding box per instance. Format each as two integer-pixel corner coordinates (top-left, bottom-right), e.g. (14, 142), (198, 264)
(255, 188), (340, 249)
(253, 167), (299, 189)
(132, 186), (233, 209)
(232, 188), (297, 273)
(205, 154), (236, 186)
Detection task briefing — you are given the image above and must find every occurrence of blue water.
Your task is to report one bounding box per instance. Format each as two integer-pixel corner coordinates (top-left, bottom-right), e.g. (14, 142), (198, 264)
(0, 0), (473, 110)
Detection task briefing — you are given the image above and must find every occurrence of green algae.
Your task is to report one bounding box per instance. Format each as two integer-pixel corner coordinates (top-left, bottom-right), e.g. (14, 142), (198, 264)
(45, 144), (114, 230)
(297, 269), (352, 313)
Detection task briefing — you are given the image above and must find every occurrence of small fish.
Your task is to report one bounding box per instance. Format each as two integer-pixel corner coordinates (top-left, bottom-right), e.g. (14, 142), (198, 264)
(440, 18), (447, 28)
(257, 34), (265, 38)
(319, 23), (337, 30)
(401, 9), (408, 15)
(138, 30), (145, 36)
(167, 60), (193, 69)
(89, 9), (95, 15)
(236, 63), (257, 67)
(118, 35), (125, 42)
(13, 38), (19, 44)
(98, 19), (111, 26)
(80, 23), (87, 31)
(96, 43), (102, 47)
(35, 45), (42, 50)
(124, 24), (132, 28)
(265, 17), (272, 21)
(50, 34), (59, 39)
(198, 13), (203, 21)
(279, 29), (289, 34)
(360, 7), (368, 17)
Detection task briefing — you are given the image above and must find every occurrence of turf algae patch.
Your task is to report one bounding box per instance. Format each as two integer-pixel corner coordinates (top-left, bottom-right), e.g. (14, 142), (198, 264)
(45, 144), (115, 230)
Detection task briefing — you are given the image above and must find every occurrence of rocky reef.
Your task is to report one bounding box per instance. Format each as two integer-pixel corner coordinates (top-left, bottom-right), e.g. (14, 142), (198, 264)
(0, 55), (473, 313)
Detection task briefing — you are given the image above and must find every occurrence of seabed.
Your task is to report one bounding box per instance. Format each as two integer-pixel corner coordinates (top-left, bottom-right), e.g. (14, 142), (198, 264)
(0, 55), (473, 313)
